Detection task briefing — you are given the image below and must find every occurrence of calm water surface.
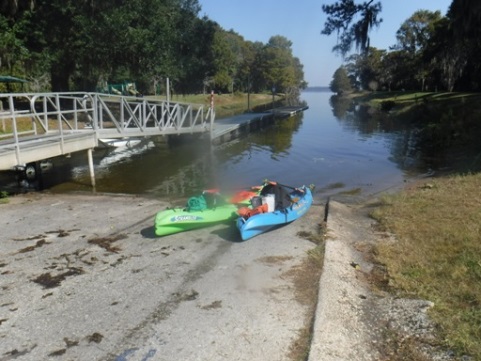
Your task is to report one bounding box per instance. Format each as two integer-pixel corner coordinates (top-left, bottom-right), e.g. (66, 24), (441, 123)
(9, 90), (430, 201)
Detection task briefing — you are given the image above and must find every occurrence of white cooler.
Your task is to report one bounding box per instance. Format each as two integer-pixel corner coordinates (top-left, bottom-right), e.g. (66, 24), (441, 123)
(262, 194), (275, 212)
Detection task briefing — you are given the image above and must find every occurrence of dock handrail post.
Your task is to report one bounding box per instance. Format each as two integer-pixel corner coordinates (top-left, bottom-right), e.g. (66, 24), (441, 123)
(209, 90), (214, 141)
(56, 93), (65, 154)
(92, 94), (99, 130)
(210, 108), (214, 141)
(9, 96), (22, 165)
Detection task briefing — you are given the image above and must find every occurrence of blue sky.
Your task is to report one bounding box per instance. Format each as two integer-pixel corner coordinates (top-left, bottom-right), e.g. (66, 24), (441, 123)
(198, 0), (453, 86)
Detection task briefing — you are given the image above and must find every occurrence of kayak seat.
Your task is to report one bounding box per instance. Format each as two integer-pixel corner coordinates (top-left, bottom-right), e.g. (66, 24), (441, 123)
(260, 183), (292, 210)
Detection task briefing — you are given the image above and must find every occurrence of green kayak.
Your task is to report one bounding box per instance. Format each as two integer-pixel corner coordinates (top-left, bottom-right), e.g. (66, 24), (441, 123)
(154, 203), (239, 236)
(154, 188), (260, 237)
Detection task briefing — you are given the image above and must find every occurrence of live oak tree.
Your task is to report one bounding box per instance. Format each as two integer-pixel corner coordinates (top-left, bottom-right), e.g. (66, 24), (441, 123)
(330, 66), (352, 95)
(355, 47), (386, 91)
(255, 35), (306, 95)
(0, 0), (34, 74)
(394, 10), (442, 55)
(322, 0), (481, 91)
(393, 10), (443, 91)
(446, 0), (481, 90)
(0, 0), (211, 92)
(321, 0), (382, 57)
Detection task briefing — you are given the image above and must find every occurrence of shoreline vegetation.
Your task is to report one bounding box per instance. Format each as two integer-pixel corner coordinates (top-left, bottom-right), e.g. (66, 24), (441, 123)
(158, 92), (278, 119)
(352, 90), (481, 359)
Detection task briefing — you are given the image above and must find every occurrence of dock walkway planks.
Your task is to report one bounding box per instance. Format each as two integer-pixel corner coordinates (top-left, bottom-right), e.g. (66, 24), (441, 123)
(211, 105), (308, 144)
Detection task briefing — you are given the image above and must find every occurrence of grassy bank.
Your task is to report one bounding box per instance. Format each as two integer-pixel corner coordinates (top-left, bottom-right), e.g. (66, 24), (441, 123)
(372, 174), (481, 359)
(153, 92), (277, 119)
(355, 91), (481, 358)
(361, 91), (481, 359)
(353, 90), (481, 113)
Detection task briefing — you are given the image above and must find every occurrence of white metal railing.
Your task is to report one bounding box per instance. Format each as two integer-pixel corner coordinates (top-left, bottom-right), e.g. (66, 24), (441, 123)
(0, 91), (213, 135)
(0, 92), (214, 168)
(91, 95), (208, 133)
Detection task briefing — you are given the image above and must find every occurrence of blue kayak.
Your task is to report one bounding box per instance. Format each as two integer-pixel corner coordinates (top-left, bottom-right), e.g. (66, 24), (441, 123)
(236, 184), (313, 241)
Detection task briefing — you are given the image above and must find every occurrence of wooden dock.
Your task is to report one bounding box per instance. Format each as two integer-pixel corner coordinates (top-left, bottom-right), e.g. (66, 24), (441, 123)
(211, 105), (308, 145)
(0, 96), (307, 188)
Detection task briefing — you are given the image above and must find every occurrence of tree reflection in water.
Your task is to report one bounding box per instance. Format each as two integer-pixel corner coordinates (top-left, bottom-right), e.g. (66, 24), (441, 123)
(329, 93), (481, 174)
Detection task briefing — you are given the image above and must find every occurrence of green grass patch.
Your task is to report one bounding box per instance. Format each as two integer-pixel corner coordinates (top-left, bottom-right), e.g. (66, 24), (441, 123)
(354, 91), (481, 114)
(0, 191), (9, 204)
(0, 116), (36, 135)
(371, 173), (481, 358)
(154, 92), (275, 119)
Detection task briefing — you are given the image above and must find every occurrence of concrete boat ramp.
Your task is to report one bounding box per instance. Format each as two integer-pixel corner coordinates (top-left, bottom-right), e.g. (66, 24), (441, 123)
(0, 191), (408, 361)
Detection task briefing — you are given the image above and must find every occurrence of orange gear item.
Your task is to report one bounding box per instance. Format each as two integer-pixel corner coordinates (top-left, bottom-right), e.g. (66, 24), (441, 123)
(230, 190), (258, 204)
(237, 204), (268, 219)
(237, 206), (251, 218)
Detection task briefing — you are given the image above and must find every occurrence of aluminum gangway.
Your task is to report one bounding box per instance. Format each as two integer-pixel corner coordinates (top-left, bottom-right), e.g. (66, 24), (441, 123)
(0, 92), (214, 175)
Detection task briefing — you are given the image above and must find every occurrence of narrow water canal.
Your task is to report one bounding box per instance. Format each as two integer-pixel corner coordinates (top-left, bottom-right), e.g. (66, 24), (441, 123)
(2, 89), (433, 201)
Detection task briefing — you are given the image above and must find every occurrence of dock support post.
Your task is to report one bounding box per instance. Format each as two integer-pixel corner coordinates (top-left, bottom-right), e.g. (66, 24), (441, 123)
(87, 148), (96, 189)
(209, 90), (214, 142)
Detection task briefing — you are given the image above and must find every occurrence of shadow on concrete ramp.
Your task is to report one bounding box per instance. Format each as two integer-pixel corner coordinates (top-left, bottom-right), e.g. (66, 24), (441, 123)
(140, 226), (157, 239)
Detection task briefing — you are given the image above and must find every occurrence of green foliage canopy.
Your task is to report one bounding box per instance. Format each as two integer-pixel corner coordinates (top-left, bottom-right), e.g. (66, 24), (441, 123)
(321, 0), (382, 57)
(0, 0), (306, 95)
(330, 66), (352, 94)
(322, 0), (481, 92)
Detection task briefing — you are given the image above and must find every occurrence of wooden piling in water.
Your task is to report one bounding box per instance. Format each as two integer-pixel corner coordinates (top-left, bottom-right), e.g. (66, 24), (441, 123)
(87, 148), (96, 189)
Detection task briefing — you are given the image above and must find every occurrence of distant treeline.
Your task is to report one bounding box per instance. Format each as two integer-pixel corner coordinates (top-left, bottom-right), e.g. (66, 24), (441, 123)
(304, 87), (331, 93)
